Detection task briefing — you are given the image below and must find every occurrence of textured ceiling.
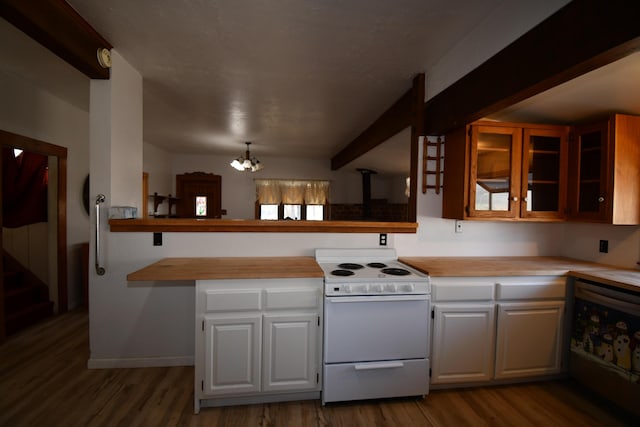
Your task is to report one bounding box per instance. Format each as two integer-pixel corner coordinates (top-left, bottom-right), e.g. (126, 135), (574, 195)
(3, 1), (638, 177)
(64, 0), (504, 164)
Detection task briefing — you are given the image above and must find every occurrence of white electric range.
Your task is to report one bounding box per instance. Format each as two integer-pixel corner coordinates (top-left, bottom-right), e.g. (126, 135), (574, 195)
(315, 248), (431, 404)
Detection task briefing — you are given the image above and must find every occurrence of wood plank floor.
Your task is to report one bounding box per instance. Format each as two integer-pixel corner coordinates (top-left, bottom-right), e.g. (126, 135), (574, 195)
(1, 310), (637, 427)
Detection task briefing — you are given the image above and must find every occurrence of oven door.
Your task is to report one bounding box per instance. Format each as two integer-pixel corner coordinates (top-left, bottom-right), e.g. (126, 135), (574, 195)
(324, 294), (430, 363)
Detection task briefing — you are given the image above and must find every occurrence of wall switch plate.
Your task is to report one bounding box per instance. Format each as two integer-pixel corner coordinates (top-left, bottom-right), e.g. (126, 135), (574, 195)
(455, 220), (463, 233)
(153, 232), (163, 246)
(599, 239), (608, 253)
(379, 233), (387, 246)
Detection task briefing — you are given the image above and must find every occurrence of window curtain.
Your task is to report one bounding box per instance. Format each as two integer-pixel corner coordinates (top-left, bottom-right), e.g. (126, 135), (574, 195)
(2, 147), (49, 228)
(255, 179), (330, 204)
(255, 179), (281, 204)
(305, 180), (330, 204)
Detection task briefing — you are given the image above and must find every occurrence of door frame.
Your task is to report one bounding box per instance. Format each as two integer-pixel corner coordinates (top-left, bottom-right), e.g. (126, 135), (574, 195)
(0, 129), (68, 341)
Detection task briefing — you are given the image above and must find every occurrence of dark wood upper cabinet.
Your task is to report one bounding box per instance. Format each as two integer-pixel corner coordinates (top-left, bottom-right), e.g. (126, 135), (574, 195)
(568, 114), (640, 224)
(443, 121), (569, 222)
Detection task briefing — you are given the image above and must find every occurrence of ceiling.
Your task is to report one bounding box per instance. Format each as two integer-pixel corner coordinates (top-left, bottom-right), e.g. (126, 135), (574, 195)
(2, 1), (639, 176)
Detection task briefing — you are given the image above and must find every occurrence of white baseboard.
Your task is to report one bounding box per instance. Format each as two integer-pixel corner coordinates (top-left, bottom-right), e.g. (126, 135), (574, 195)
(87, 356), (194, 369)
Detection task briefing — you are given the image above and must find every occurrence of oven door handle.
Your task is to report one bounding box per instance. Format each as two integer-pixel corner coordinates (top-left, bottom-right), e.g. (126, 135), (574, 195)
(354, 361), (405, 371)
(326, 295), (428, 303)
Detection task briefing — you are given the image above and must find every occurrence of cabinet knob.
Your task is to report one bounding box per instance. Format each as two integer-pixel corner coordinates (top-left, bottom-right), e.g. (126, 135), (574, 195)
(510, 196), (518, 202)
(522, 197), (528, 203)
(598, 196), (605, 203)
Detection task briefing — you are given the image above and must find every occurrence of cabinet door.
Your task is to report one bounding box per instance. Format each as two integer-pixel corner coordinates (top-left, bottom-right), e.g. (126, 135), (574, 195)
(568, 120), (610, 221)
(431, 304), (495, 384)
(468, 125), (521, 218)
(495, 301), (565, 379)
(203, 315), (261, 396)
(520, 127), (568, 220)
(263, 313), (319, 392)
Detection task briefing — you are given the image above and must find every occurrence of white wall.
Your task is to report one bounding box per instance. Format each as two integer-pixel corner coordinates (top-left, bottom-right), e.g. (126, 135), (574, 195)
(561, 223), (640, 268)
(143, 142), (173, 216)
(0, 70), (90, 310)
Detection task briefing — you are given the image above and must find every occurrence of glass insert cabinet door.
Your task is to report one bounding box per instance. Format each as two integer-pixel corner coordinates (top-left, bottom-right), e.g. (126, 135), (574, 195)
(469, 125), (521, 218)
(569, 120), (610, 221)
(520, 128), (568, 220)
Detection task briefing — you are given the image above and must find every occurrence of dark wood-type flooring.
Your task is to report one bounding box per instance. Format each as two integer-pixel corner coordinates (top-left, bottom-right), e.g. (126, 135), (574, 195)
(1, 310), (637, 426)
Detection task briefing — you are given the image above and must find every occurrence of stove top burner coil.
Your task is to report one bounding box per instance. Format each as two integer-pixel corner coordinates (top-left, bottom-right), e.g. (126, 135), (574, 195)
(381, 267), (411, 276)
(337, 263), (364, 270)
(367, 262), (387, 268)
(331, 269), (355, 276)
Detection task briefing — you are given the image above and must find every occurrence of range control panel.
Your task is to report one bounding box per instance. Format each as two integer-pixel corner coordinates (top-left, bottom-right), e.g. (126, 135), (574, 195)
(325, 282), (429, 296)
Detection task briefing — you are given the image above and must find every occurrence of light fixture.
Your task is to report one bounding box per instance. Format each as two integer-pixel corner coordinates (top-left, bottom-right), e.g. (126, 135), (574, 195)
(230, 142), (263, 172)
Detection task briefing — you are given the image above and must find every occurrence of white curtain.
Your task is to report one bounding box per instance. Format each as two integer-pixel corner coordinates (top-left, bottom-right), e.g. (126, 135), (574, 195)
(255, 179), (281, 204)
(305, 180), (330, 204)
(255, 179), (330, 204)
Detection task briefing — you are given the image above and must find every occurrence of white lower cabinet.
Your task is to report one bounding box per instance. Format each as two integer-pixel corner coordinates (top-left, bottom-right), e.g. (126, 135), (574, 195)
(430, 276), (567, 388)
(494, 301), (565, 379)
(195, 279), (322, 413)
(204, 315), (261, 396)
(431, 304), (495, 384)
(263, 313), (318, 392)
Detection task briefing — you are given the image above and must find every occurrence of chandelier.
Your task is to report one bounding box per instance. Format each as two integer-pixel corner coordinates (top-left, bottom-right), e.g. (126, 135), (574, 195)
(230, 142), (263, 172)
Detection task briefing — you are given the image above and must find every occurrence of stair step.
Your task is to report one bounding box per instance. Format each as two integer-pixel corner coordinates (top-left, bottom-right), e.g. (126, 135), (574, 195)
(5, 283), (49, 312)
(3, 270), (23, 287)
(5, 301), (54, 335)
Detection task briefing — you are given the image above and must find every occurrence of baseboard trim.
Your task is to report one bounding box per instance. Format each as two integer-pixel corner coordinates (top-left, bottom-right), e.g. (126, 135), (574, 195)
(87, 356), (194, 369)
(199, 391), (321, 409)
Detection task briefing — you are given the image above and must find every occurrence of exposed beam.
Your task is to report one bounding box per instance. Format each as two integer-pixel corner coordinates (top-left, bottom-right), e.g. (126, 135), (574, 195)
(331, 73), (424, 170)
(0, 0), (112, 79)
(424, 0), (640, 135)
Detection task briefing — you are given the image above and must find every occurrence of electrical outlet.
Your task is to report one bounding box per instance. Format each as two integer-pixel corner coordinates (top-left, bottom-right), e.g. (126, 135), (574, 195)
(599, 240), (608, 253)
(153, 232), (163, 246)
(379, 233), (387, 246)
(455, 220), (463, 233)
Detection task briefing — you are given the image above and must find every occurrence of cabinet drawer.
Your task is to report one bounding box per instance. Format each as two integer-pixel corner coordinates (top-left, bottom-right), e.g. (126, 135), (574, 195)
(204, 289), (262, 312)
(264, 288), (319, 310)
(432, 282), (494, 301)
(323, 359), (428, 403)
(496, 278), (566, 300)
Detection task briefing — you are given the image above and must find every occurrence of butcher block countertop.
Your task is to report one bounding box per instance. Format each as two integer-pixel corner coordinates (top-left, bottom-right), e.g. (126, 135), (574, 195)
(399, 256), (640, 292)
(127, 257), (324, 281)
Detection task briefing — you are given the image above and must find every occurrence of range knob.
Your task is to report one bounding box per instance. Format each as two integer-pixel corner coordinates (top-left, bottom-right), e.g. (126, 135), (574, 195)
(401, 283), (415, 293)
(370, 284), (383, 293)
(385, 283), (397, 293)
(343, 284), (352, 293)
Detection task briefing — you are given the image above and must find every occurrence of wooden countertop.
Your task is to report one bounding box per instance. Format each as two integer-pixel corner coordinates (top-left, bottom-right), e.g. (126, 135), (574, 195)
(399, 256), (640, 293)
(127, 257), (324, 281)
(127, 255), (640, 293)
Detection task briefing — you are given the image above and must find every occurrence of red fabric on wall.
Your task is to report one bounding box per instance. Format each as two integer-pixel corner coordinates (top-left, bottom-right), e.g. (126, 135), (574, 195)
(2, 147), (49, 228)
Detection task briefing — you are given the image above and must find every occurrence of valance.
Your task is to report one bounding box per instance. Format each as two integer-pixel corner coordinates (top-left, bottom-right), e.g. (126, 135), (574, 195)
(255, 179), (330, 205)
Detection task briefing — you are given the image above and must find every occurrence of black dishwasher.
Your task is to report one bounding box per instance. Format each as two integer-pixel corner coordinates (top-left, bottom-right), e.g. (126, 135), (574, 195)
(570, 279), (640, 417)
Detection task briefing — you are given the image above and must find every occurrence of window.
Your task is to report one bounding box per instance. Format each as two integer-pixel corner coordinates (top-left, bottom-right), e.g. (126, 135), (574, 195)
(255, 179), (329, 220)
(195, 196), (207, 216)
(306, 205), (324, 221)
(260, 204), (279, 220)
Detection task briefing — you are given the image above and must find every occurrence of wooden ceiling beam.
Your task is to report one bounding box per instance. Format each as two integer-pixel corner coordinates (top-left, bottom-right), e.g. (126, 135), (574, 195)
(0, 0), (112, 79)
(424, 0), (640, 135)
(331, 73), (424, 170)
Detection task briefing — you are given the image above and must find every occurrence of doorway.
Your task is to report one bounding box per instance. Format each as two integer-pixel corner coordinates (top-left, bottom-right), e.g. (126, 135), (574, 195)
(0, 129), (67, 341)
